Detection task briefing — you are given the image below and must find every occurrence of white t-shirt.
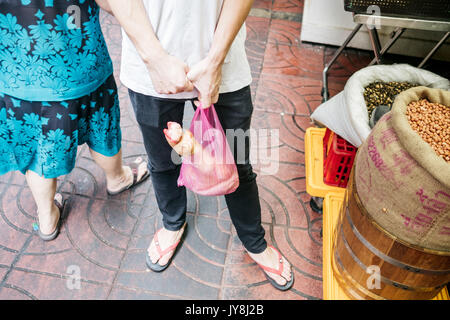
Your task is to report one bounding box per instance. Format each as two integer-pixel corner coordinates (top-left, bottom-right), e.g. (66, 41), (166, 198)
(119, 0), (252, 99)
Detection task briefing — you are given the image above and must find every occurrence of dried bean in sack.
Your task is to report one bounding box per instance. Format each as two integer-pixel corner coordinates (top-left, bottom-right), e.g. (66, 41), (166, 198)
(364, 81), (417, 114)
(355, 87), (450, 253)
(406, 99), (450, 163)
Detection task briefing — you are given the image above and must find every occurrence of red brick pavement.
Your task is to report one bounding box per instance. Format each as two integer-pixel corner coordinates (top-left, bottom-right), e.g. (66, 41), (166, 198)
(0, 0), (388, 300)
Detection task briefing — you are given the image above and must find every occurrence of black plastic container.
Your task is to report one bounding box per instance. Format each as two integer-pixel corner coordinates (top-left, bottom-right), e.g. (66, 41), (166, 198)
(344, 0), (450, 20)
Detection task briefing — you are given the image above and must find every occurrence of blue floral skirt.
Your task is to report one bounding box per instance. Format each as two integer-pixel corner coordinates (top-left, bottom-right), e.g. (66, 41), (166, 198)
(0, 74), (122, 179)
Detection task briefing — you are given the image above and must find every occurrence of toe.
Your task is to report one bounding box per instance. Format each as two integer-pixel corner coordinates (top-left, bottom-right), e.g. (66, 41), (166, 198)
(282, 258), (292, 281)
(282, 269), (292, 282)
(147, 243), (159, 264)
(268, 272), (287, 286)
(158, 251), (173, 266)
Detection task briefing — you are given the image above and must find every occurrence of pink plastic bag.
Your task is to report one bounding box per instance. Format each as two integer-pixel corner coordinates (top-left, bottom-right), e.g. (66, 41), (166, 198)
(177, 105), (239, 196)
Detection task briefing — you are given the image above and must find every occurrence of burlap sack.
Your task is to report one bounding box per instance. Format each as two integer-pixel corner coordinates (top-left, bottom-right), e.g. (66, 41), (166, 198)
(355, 87), (450, 253)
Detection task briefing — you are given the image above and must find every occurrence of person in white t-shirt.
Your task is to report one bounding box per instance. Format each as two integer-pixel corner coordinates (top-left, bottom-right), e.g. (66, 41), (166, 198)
(101, 0), (293, 290)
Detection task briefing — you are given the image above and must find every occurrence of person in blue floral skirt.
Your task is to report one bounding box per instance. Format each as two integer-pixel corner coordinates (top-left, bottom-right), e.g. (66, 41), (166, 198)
(0, 0), (149, 241)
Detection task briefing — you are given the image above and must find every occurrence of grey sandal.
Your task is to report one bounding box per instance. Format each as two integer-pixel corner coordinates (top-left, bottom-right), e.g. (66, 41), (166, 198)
(38, 194), (67, 242)
(107, 158), (150, 196)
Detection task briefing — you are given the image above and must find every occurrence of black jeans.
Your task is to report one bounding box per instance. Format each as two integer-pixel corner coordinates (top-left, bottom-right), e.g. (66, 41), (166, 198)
(128, 86), (267, 254)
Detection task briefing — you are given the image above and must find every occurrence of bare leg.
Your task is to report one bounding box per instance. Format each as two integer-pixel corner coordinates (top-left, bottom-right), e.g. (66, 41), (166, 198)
(89, 148), (147, 193)
(25, 170), (61, 235)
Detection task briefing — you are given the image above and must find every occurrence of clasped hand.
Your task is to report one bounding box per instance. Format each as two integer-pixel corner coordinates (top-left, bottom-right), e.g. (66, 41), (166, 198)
(146, 51), (222, 109)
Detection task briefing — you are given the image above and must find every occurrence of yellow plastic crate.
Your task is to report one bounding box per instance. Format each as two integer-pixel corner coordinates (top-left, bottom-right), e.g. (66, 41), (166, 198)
(305, 128), (345, 198)
(322, 192), (449, 300)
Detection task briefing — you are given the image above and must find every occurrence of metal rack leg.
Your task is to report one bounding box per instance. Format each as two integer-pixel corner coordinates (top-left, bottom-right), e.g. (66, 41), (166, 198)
(322, 23), (363, 102)
(418, 32), (450, 69)
(367, 26), (382, 64)
(368, 27), (405, 66)
(317, 24), (363, 213)
(310, 196), (324, 215)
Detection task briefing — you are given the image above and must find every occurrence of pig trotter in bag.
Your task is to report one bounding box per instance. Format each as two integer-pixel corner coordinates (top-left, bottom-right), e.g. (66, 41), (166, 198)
(163, 106), (240, 196)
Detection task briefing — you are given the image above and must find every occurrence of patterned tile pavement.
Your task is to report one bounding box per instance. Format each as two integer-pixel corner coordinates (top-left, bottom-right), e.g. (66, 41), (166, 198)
(0, 0), (448, 300)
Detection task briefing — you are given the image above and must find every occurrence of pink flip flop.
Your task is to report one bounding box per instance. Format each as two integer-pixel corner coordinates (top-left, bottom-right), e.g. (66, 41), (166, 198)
(146, 224), (187, 272)
(254, 245), (294, 291)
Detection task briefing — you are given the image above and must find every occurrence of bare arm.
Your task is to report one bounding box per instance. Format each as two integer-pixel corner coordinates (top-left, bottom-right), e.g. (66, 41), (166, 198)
(188, 0), (254, 108)
(104, 0), (193, 94)
(209, 0), (254, 68)
(95, 0), (113, 15)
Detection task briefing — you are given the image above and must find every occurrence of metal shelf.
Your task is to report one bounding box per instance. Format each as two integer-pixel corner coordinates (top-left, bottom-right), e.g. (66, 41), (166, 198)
(322, 13), (450, 101)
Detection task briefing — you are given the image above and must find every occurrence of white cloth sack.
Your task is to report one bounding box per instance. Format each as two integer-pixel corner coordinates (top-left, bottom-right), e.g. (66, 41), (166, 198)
(310, 64), (450, 147)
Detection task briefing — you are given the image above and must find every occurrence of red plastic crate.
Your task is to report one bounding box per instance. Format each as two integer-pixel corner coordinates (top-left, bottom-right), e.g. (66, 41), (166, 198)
(322, 129), (357, 188)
